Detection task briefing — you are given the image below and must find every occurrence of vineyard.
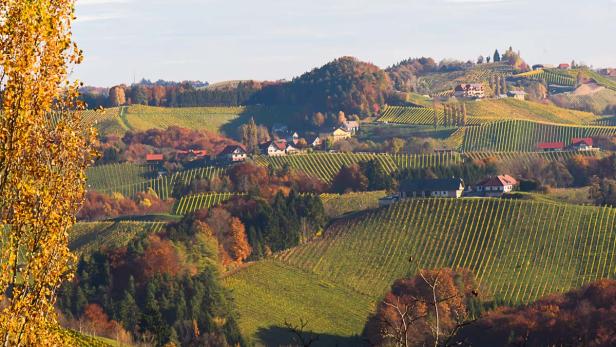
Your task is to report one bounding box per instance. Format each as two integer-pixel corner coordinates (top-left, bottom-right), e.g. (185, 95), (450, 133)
(254, 153), (398, 182)
(70, 221), (165, 255)
(254, 152), (465, 182)
(461, 119), (616, 152)
(173, 192), (238, 215)
(377, 106), (484, 126)
(90, 165), (225, 199)
(319, 191), (387, 218)
(465, 150), (604, 164)
(228, 198), (616, 342)
(515, 69), (576, 86)
(87, 163), (156, 190)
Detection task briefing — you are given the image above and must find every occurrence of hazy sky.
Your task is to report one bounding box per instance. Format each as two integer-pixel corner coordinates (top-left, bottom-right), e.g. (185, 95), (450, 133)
(73, 0), (616, 87)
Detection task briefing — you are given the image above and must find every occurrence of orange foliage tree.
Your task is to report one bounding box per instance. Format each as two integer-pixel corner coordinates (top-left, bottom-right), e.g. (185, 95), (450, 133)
(0, 0), (95, 344)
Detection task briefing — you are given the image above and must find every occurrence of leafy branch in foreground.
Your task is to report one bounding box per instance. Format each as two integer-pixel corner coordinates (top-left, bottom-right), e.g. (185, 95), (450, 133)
(0, 0), (96, 344)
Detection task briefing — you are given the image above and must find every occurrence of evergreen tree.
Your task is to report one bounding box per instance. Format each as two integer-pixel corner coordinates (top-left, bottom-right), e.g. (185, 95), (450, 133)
(462, 103), (467, 126)
(493, 49), (501, 62)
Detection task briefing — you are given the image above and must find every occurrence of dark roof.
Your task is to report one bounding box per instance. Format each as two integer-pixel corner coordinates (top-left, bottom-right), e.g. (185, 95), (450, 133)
(399, 178), (464, 192)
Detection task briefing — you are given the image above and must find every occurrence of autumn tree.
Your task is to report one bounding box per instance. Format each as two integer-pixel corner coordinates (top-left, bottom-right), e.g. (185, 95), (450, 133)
(364, 268), (480, 347)
(108, 85), (126, 106)
(312, 112), (326, 128)
(0, 0), (95, 344)
(337, 111), (347, 125)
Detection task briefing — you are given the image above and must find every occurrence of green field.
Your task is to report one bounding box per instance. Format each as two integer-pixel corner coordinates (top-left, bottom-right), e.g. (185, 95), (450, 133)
(70, 221), (165, 255)
(227, 198), (616, 344)
(461, 119), (616, 152)
(319, 191), (387, 218)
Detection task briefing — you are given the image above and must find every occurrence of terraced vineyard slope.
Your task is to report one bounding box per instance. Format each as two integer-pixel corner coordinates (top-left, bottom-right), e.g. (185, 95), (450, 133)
(87, 163), (156, 191)
(515, 69), (576, 86)
(70, 221), (165, 255)
(461, 119), (616, 152)
(173, 192), (238, 215)
(228, 198), (616, 343)
(121, 105), (244, 133)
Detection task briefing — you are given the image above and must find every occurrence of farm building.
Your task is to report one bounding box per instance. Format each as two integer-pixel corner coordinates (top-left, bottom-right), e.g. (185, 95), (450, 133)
(453, 83), (485, 99)
(146, 153), (164, 164)
(176, 149), (207, 162)
(399, 178), (465, 199)
(261, 140), (287, 157)
(475, 175), (518, 197)
(219, 145), (247, 162)
(306, 135), (322, 148)
(286, 132), (300, 145)
(285, 143), (300, 155)
(341, 120), (360, 134)
(570, 138), (596, 151)
(325, 128), (352, 144)
(558, 63), (570, 70)
(538, 142), (565, 152)
(508, 90), (527, 101)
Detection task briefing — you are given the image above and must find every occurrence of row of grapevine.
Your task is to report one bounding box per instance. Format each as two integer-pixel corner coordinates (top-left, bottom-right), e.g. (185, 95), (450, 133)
(273, 198), (616, 304)
(70, 221), (165, 255)
(517, 69), (576, 86)
(391, 152), (463, 169)
(91, 165), (224, 199)
(465, 150), (604, 164)
(377, 105), (483, 126)
(87, 163), (156, 190)
(173, 192), (238, 215)
(462, 119), (616, 152)
(254, 153), (399, 182)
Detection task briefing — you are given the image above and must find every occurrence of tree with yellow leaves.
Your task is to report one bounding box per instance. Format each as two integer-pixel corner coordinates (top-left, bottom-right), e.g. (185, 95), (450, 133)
(0, 0), (95, 345)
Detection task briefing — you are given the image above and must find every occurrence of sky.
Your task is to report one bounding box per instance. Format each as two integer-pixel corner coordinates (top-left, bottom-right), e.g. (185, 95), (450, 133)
(73, 0), (616, 87)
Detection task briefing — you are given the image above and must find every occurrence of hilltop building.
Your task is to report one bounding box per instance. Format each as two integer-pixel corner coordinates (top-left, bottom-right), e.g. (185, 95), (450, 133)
(558, 63), (571, 70)
(454, 83), (485, 99)
(146, 153), (164, 164)
(399, 178), (465, 199)
(323, 128), (352, 144)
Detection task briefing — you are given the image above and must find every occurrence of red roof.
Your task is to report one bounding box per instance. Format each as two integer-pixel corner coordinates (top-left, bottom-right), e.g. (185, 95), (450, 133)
(271, 140), (287, 151)
(219, 145), (246, 156)
(558, 63), (570, 69)
(146, 153), (164, 161)
(478, 175), (518, 188)
(571, 138), (593, 147)
(538, 142), (565, 150)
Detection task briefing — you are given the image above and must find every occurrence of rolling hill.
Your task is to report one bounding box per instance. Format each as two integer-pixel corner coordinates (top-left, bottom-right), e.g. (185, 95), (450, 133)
(460, 119), (616, 152)
(226, 198), (616, 345)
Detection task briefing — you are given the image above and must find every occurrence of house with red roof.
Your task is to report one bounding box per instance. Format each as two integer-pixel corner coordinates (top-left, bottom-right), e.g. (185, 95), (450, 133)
(475, 175), (519, 197)
(570, 138), (595, 151)
(260, 140), (288, 157)
(538, 142), (565, 152)
(558, 63), (570, 70)
(146, 153), (164, 163)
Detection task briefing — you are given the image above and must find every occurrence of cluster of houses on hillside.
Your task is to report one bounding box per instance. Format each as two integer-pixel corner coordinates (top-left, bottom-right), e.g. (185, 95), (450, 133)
(452, 83), (527, 101)
(145, 120), (361, 166)
(379, 174), (519, 207)
(538, 138), (597, 152)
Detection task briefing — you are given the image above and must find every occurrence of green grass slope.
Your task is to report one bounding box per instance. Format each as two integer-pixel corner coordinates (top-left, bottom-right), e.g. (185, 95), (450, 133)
(228, 198), (616, 343)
